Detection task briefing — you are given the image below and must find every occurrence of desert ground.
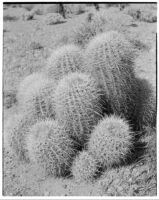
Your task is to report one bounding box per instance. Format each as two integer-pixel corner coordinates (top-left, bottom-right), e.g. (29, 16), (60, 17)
(3, 3), (157, 196)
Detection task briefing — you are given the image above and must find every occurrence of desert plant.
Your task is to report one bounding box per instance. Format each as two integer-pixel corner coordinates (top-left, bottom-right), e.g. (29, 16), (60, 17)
(84, 31), (137, 119)
(125, 4), (157, 23)
(88, 115), (134, 169)
(17, 73), (56, 119)
(72, 10), (133, 48)
(97, 159), (156, 196)
(9, 114), (37, 161)
(54, 72), (103, 146)
(46, 44), (83, 81)
(132, 78), (156, 130)
(72, 12), (106, 48)
(3, 14), (18, 21)
(26, 119), (76, 177)
(71, 151), (99, 183)
(44, 13), (65, 25)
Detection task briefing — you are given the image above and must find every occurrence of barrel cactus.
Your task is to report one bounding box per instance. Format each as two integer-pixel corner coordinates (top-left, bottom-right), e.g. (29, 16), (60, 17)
(26, 119), (76, 177)
(46, 44), (84, 81)
(88, 115), (134, 169)
(9, 114), (37, 162)
(54, 72), (103, 146)
(17, 72), (45, 106)
(18, 75), (56, 119)
(84, 31), (137, 119)
(71, 151), (98, 183)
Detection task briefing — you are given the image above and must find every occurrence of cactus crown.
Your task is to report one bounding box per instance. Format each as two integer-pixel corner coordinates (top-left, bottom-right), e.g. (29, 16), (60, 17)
(46, 44), (83, 80)
(88, 115), (134, 168)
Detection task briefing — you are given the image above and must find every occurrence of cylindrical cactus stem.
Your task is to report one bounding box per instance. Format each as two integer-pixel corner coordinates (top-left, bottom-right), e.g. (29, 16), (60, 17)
(45, 44), (84, 81)
(54, 72), (104, 146)
(88, 115), (134, 169)
(18, 73), (56, 119)
(84, 31), (137, 119)
(17, 73), (45, 105)
(71, 150), (99, 183)
(26, 119), (77, 177)
(9, 114), (37, 162)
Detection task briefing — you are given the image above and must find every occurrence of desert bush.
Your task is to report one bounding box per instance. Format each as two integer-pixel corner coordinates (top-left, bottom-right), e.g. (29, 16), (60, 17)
(71, 151), (98, 183)
(44, 13), (65, 25)
(72, 10), (134, 48)
(88, 115), (134, 169)
(72, 11), (106, 48)
(3, 90), (17, 109)
(29, 42), (44, 50)
(26, 119), (76, 177)
(125, 4), (157, 23)
(54, 72), (103, 146)
(17, 73), (56, 119)
(132, 78), (156, 130)
(3, 14), (18, 21)
(84, 31), (137, 119)
(9, 114), (37, 161)
(22, 11), (34, 21)
(46, 44), (83, 81)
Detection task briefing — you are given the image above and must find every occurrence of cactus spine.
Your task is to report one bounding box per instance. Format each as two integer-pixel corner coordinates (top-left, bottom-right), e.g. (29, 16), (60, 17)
(46, 44), (83, 81)
(26, 119), (76, 177)
(54, 72), (103, 146)
(88, 115), (134, 168)
(84, 31), (137, 119)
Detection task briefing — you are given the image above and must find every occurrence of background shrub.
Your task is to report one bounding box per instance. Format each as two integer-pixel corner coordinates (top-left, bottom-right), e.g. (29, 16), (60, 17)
(44, 13), (65, 25)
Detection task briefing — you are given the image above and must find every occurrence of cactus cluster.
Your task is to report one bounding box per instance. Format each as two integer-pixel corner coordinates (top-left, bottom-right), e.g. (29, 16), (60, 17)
(8, 29), (155, 182)
(54, 72), (103, 145)
(26, 119), (76, 177)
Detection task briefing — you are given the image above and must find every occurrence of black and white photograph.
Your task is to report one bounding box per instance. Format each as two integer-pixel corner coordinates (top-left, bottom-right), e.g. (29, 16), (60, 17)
(3, 1), (157, 197)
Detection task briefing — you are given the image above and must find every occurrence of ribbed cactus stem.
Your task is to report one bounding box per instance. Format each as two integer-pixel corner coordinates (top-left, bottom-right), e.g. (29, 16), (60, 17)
(18, 74), (56, 119)
(9, 114), (37, 161)
(54, 72), (103, 146)
(84, 31), (137, 119)
(46, 44), (84, 81)
(26, 119), (76, 177)
(88, 115), (134, 168)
